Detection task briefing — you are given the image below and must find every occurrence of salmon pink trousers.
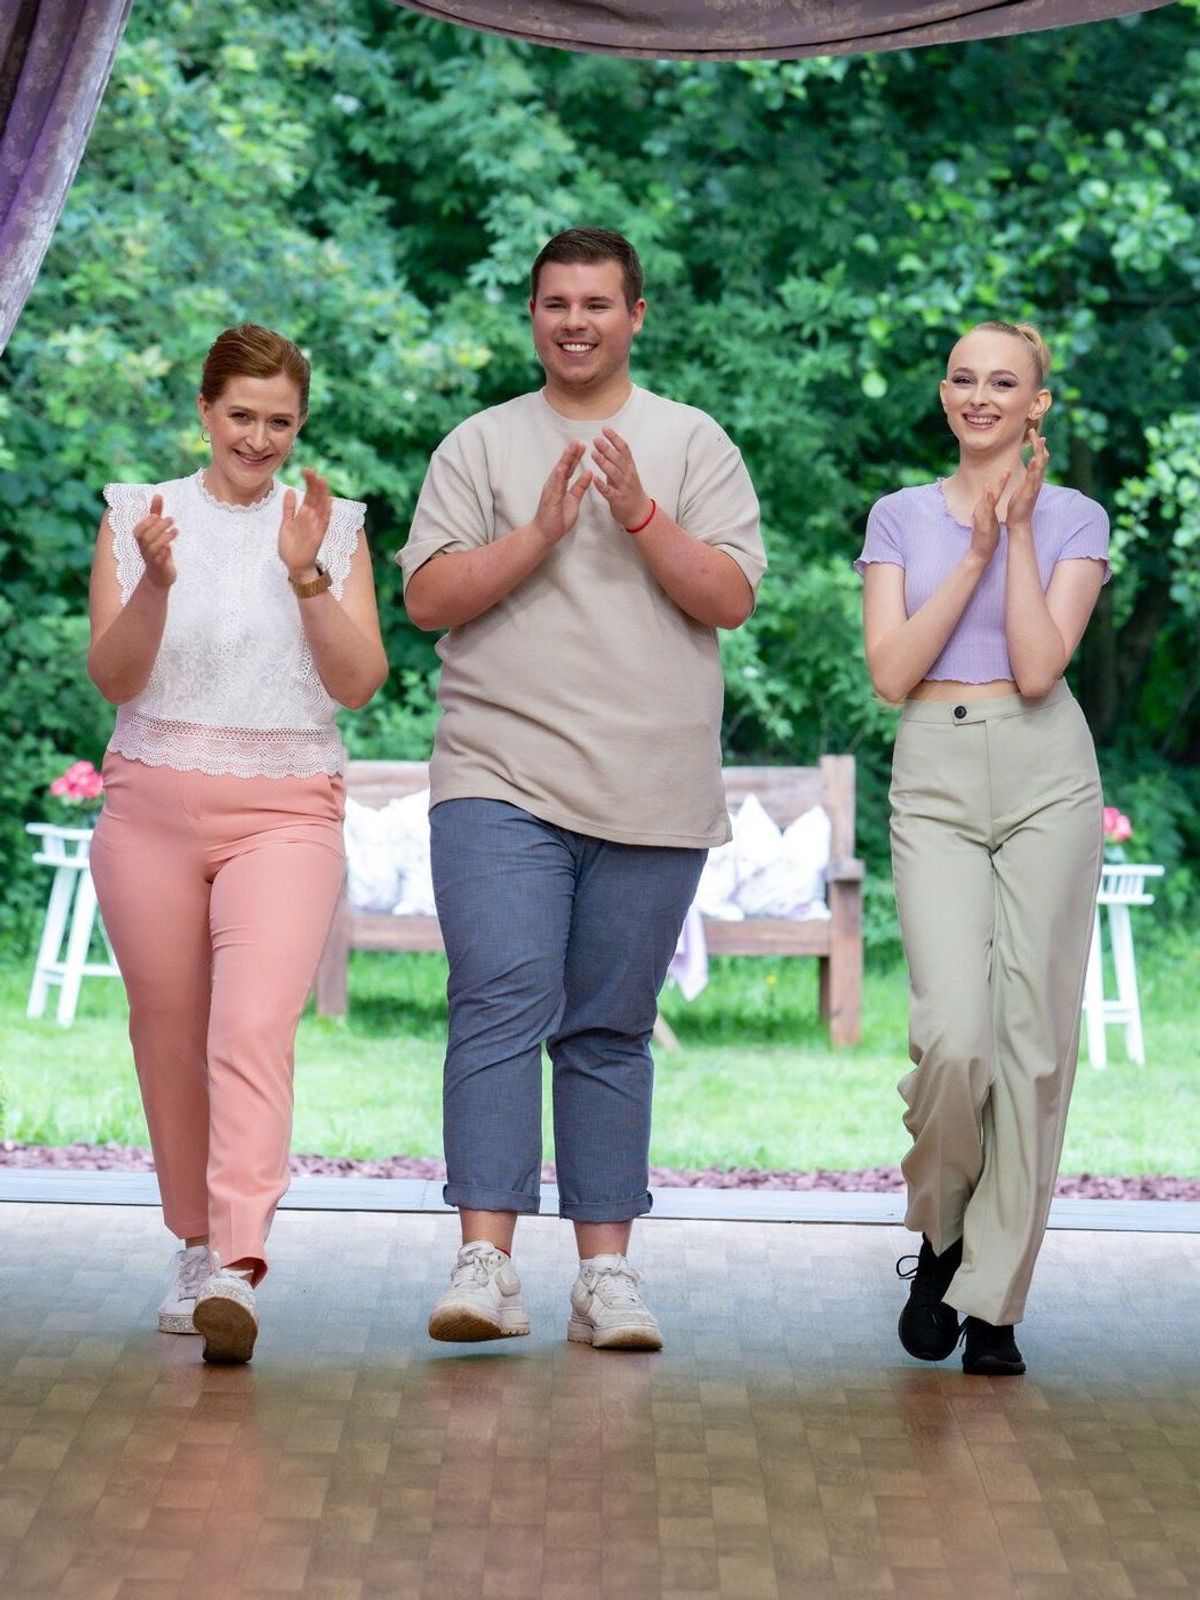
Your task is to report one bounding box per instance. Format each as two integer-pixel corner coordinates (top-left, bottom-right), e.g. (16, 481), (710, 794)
(90, 753), (346, 1282)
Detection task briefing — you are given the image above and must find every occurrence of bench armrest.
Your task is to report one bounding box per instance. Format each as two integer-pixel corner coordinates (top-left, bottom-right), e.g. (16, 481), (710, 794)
(827, 857), (865, 884)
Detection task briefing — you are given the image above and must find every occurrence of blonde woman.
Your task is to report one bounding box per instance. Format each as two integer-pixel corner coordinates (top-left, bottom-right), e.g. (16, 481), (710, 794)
(857, 321), (1108, 1375)
(88, 324), (387, 1362)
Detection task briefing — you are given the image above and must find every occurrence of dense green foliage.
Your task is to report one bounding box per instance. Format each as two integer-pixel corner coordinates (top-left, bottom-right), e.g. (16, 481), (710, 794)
(1, 0), (1198, 937)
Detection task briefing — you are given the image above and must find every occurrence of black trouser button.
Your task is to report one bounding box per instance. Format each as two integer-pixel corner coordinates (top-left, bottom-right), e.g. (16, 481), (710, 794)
(953, 704), (967, 720)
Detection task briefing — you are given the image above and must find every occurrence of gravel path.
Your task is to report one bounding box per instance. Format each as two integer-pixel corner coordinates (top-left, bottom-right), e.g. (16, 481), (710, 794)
(3, 1142), (1199, 1200)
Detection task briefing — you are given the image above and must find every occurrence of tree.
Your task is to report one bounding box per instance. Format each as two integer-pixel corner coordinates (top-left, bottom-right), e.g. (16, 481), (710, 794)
(1, 0), (1197, 931)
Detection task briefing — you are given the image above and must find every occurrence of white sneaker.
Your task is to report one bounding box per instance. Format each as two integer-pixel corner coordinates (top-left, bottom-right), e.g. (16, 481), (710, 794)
(157, 1244), (214, 1334)
(192, 1268), (258, 1364)
(428, 1242), (530, 1342)
(568, 1255), (663, 1351)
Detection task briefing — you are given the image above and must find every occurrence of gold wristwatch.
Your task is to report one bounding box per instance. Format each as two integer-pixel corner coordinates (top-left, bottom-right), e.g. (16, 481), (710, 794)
(288, 562), (332, 599)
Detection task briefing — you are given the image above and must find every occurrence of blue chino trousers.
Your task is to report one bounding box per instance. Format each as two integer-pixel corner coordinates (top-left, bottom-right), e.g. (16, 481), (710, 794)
(430, 799), (706, 1222)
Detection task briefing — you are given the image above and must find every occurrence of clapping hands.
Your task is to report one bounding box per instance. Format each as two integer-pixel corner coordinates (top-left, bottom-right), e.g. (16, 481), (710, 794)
(970, 429), (1049, 561)
(1005, 430), (1050, 531)
(533, 442), (594, 547)
(969, 472), (1011, 566)
(590, 428), (653, 530)
(278, 468), (332, 578)
(134, 495), (178, 589)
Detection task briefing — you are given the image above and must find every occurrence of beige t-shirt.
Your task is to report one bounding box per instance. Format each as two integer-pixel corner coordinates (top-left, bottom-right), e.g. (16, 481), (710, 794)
(398, 385), (766, 848)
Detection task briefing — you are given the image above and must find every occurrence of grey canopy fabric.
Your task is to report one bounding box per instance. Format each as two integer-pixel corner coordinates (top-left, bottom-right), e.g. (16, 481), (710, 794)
(392, 0), (1172, 60)
(0, 0), (132, 352)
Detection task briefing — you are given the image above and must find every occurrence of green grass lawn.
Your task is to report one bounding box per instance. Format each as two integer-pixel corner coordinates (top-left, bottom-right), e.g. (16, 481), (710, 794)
(2, 932), (1198, 1174)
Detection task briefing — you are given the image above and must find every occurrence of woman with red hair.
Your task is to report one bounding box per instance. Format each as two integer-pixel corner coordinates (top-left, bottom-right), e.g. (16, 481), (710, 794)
(88, 324), (387, 1363)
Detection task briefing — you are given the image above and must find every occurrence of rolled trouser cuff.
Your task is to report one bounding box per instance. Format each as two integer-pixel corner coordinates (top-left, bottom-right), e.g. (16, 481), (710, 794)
(558, 1189), (653, 1223)
(443, 1182), (541, 1214)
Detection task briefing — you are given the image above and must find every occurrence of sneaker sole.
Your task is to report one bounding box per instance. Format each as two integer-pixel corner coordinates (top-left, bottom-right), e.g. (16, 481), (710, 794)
(158, 1311), (199, 1335)
(193, 1297), (258, 1364)
(567, 1315), (663, 1352)
(427, 1305), (530, 1343)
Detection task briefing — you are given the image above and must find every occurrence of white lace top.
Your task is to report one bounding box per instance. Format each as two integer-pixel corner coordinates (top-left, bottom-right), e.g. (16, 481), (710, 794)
(102, 471), (364, 778)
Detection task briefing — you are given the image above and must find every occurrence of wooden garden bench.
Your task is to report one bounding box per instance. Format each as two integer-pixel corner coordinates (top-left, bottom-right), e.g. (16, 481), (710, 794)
(314, 757), (864, 1046)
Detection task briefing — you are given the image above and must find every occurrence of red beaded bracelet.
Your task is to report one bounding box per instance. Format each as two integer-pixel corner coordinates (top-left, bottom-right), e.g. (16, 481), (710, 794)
(625, 499), (657, 534)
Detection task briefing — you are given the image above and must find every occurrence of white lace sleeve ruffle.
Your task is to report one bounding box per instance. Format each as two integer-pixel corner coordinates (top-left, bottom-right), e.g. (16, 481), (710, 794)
(318, 496), (365, 600)
(103, 483), (152, 604)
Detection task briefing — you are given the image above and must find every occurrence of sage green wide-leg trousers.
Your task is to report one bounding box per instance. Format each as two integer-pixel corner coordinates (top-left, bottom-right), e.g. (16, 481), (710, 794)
(890, 681), (1103, 1326)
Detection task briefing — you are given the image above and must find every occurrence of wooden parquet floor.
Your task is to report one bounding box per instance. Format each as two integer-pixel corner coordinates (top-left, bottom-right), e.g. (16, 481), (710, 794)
(1, 1205), (1198, 1600)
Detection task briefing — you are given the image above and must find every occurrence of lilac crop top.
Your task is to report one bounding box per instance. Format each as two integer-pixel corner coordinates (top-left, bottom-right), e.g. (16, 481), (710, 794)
(853, 481), (1111, 683)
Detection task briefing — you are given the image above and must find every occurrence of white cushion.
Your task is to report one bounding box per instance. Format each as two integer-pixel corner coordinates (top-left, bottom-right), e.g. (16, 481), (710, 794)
(736, 805), (832, 920)
(344, 790), (436, 915)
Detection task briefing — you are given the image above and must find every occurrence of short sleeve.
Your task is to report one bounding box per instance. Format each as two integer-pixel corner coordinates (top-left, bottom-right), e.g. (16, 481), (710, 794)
(676, 418), (766, 599)
(853, 500), (906, 578)
(1057, 499), (1111, 585)
(397, 425), (492, 588)
(318, 496), (365, 601)
(103, 483), (152, 604)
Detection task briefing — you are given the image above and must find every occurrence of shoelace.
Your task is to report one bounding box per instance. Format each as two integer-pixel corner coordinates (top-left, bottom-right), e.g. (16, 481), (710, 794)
(587, 1263), (644, 1307)
(450, 1244), (500, 1288)
(895, 1252), (949, 1313)
(178, 1248), (213, 1298)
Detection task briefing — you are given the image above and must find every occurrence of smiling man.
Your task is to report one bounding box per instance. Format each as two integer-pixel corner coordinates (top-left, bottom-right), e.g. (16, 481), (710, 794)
(399, 227), (766, 1352)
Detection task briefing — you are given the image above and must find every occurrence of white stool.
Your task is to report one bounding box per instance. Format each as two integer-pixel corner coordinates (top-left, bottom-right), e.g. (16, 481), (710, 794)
(26, 823), (121, 1026)
(1083, 862), (1164, 1069)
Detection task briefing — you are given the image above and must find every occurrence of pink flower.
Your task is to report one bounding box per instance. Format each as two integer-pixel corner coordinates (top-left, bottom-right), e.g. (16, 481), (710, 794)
(1102, 806), (1132, 844)
(47, 760), (104, 807)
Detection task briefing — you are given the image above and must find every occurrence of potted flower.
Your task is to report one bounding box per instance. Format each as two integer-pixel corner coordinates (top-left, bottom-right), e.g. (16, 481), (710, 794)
(47, 760), (105, 826)
(1102, 805), (1132, 864)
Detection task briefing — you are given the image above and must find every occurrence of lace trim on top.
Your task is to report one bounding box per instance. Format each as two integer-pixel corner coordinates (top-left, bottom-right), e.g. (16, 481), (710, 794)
(320, 496), (361, 601)
(103, 482), (152, 606)
(111, 708), (345, 778)
(193, 468), (281, 514)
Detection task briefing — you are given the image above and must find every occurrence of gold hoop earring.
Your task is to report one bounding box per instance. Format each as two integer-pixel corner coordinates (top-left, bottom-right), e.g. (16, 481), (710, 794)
(200, 428), (211, 444)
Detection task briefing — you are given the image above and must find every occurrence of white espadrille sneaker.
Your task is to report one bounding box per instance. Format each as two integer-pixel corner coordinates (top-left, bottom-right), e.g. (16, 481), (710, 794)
(427, 1241), (530, 1343)
(192, 1268), (258, 1364)
(157, 1244), (214, 1334)
(567, 1255), (663, 1351)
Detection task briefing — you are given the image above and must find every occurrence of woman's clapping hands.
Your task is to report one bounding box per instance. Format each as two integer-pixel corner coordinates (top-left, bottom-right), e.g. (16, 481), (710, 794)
(278, 468), (333, 579)
(1005, 430), (1050, 532)
(134, 495), (178, 589)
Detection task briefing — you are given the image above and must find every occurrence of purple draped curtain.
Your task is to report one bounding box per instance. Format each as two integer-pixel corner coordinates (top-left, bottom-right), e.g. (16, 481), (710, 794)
(0, 0), (131, 353)
(392, 0), (1170, 58)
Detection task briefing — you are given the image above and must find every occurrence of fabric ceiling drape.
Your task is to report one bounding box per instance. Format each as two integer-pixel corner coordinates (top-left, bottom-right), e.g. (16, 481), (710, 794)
(0, 0), (132, 353)
(392, 0), (1171, 59)
(0, 0), (1176, 352)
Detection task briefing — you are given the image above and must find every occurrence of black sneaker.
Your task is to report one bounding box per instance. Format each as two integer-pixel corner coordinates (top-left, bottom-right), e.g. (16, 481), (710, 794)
(960, 1316), (1026, 1376)
(896, 1236), (962, 1360)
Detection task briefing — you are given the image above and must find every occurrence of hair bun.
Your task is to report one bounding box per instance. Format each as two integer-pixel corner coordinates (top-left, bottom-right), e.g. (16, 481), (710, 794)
(1012, 322), (1051, 381)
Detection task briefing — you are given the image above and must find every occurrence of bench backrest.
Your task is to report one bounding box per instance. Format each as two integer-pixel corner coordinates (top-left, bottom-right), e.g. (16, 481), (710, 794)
(346, 755), (856, 862)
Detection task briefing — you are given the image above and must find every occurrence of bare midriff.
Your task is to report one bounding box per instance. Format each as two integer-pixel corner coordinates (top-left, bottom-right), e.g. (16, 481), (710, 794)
(908, 678), (1019, 703)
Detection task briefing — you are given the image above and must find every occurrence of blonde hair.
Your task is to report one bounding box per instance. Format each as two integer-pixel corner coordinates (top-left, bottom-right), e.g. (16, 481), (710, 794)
(969, 320), (1052, 387)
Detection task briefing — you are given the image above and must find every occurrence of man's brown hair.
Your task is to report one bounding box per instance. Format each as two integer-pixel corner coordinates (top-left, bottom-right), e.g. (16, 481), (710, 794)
(530, 228), (644, 308)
